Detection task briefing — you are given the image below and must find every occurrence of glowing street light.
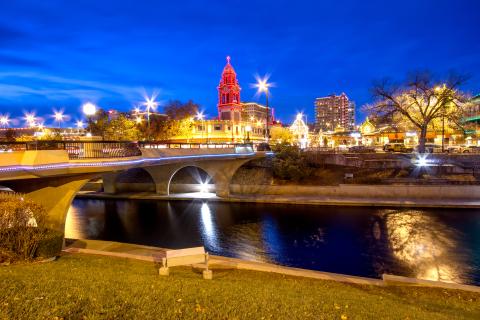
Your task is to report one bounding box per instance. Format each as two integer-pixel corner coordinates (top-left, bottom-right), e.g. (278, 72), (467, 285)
(135, 116), (143, 124)
(255, 76), (271, 143)
(0, 115), (10, 128)
(24, 112), (37, 127)
(143, 95), (158, 140)
(82, 102), (97, 116)
(196, 111), (206, 143)
(53, 110), (65, 128)
(82, 102), (97, 135)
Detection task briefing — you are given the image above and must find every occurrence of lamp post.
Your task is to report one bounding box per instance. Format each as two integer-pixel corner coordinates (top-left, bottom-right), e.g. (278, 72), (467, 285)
(76, 120), (84, 134)
(245, 125), (252, 142)
(54, 110), (65, 129)
(0, 115), (9, 128)
(196, 112), (205, 143)
(143, 96), (158, 141)
(435, 84), (448, 152)
(255, 77), (271, 143)
(82, 102), (97, 135)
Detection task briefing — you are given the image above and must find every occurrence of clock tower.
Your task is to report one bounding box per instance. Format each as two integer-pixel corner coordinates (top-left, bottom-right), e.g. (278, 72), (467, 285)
(217, 56), (242, 121)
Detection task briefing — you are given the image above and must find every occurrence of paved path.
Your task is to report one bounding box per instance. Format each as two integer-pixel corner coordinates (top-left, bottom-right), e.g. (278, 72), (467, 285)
(76, 191), (480, 208)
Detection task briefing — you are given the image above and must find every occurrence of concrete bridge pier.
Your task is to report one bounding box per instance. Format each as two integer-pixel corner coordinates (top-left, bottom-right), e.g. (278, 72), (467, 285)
(4, 174), (96, 232)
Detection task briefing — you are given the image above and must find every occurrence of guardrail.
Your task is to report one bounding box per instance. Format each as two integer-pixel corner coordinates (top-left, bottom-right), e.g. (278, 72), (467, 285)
(0, 141), (257, 159)
(138, 141), (254, 150)
(0, 141), (142, 159)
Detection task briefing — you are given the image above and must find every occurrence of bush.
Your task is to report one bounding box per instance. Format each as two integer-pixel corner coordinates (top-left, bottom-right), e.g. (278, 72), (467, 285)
(34, 228), (64, 258)
(0, 193), (62, 262)
(271, 143), (312, 182)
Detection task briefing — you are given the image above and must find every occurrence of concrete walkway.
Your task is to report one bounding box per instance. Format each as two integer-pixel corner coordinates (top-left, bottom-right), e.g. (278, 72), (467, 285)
(63, 239), (480, 293)
(76, 191), (480, 208)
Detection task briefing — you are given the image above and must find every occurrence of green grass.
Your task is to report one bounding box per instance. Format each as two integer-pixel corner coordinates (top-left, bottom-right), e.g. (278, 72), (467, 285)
(1, 254), (479, 319)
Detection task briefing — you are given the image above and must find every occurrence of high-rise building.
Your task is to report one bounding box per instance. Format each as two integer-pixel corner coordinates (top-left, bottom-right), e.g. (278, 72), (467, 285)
(314, 93), (355, 131)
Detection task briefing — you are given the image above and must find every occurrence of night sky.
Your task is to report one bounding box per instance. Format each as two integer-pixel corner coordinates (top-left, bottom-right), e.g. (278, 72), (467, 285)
(1, 0), (479, 126)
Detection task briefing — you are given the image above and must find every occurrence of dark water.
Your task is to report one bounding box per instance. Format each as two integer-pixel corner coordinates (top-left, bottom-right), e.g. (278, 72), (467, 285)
(66, 199), (480, 285)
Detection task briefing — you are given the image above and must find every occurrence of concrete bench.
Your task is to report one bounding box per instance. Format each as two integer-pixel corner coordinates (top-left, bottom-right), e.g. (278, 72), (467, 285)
(158, 246), (212, 279)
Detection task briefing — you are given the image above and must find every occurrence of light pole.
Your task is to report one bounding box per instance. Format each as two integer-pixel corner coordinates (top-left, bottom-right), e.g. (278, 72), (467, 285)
(76, 120), (84, 134)
(435, 84), (448, 152)
(24, 112), (36, 128)
(196, 112), (205, 143)
(54, 110), (65, 129)
(143, 96), (158, 141)
(0, 115), (9, 128)
(245, 125), (252, 142)
(82, 102), (97, 135)
(255, 77), (271, 143)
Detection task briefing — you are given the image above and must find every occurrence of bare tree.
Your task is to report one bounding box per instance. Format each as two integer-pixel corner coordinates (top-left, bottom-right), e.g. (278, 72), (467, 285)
(366, 72), (469, 152)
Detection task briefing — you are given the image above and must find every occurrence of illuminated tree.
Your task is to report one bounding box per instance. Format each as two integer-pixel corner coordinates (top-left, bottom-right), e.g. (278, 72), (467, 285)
(104, 114), (140, 140)
(367, 72), (468, 152)
(270, 126), (293, 144)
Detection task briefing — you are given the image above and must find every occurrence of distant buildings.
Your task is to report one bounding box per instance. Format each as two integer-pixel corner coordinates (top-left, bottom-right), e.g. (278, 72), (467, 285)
(241, 102), (273, 123)
(314, 93), (355, 132)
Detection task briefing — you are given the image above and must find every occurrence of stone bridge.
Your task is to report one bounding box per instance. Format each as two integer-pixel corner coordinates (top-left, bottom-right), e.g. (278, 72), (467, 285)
(0, 141), (268, 232)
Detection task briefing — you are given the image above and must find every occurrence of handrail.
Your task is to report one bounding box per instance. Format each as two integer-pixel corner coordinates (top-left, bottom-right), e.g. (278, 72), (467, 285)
(0, 141), (142, 159)
(0, 141), (256, 159)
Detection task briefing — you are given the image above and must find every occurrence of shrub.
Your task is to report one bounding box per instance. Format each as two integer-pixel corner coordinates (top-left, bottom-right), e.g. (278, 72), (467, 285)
(271, 143), (312, 182)
(0, 193), (62, 262)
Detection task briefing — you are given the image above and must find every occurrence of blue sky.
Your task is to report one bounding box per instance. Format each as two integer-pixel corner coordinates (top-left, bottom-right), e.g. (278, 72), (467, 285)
(0, 0), (479, 126)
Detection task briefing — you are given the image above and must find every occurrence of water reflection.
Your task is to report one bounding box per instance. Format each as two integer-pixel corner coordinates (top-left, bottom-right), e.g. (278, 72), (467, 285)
(200, 203), (220, 251)
(66, 199), (480, 285)
(383, 209), (469, 283)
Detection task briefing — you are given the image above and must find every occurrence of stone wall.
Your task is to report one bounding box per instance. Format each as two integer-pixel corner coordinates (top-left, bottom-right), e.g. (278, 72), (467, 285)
(230, 184), (480, 200)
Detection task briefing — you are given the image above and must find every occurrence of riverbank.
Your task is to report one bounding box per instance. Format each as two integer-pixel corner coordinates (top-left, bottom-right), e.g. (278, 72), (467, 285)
(2, 251), (479, 319)
(76, 190), (480, 208)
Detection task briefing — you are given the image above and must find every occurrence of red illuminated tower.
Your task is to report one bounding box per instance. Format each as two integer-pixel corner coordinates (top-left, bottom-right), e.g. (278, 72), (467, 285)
(217, 56), (242, 121)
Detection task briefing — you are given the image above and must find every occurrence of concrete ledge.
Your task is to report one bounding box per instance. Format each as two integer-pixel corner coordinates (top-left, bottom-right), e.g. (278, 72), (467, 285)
(75, 191), (480, 209)
(383, 274), (480, 293)
(62, 239), (480, 292)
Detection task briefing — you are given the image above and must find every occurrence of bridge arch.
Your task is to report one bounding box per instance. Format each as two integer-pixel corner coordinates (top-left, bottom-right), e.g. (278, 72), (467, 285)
(114, 168), (156, 193)
(168, 165), (215, 195)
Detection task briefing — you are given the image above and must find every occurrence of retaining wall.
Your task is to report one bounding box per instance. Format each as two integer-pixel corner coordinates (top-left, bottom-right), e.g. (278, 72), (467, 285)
(230, 184), (480, 200)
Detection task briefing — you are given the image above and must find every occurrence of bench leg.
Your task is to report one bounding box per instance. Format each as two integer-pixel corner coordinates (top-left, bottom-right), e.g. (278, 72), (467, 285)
(202, 269), (212, 280)
(159, 267), (169, 276)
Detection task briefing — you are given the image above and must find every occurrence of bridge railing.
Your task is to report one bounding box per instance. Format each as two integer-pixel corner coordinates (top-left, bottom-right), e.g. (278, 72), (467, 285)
(138, 141), (254, 152)
(0, 141), (142, 159)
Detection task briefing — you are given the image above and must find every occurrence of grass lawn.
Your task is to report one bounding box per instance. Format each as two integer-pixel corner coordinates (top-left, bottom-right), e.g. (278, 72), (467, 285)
(1, 254), (479, 319)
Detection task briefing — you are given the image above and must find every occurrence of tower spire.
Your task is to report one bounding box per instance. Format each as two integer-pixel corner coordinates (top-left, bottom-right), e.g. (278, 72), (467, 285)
(226, 55), (231, 64)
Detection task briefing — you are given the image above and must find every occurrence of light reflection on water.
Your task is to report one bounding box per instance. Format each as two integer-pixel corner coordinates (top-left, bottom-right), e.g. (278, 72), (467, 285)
(66, 199), (480, 285)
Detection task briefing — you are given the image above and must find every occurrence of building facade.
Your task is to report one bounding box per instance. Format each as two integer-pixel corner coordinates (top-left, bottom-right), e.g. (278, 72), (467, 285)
(314, 93), (355, 132)
(241, 102), (273, 123)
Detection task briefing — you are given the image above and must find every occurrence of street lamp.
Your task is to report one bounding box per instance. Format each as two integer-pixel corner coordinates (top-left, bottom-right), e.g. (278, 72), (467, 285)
(143, 96), (158, 140)
(24, 112), (37, 127)
(435, 84), (448, 152)
(0, 115), (9, 128)
(255, 76), (271, 143)
(196, 111), (205, 143)
(82, 102), (97, 135)
(245, 125), (252, 142)
(53, 110), (65, 129)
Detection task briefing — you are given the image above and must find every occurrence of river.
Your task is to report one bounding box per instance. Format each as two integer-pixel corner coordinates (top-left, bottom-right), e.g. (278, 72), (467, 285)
(66, 199), (480, 285)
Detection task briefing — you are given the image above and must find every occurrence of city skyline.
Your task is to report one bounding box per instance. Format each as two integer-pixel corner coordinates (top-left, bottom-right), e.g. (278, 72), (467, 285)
(1, 0), (479, 125)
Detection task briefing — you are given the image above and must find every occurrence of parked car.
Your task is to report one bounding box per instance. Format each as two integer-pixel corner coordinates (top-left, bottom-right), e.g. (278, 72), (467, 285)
(446, 145), (462, 153)
(383, 143), (412, 153)
(415, 144), (443, 153)
(460, 145), (480, 153)
(348, 145), (375, 153)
